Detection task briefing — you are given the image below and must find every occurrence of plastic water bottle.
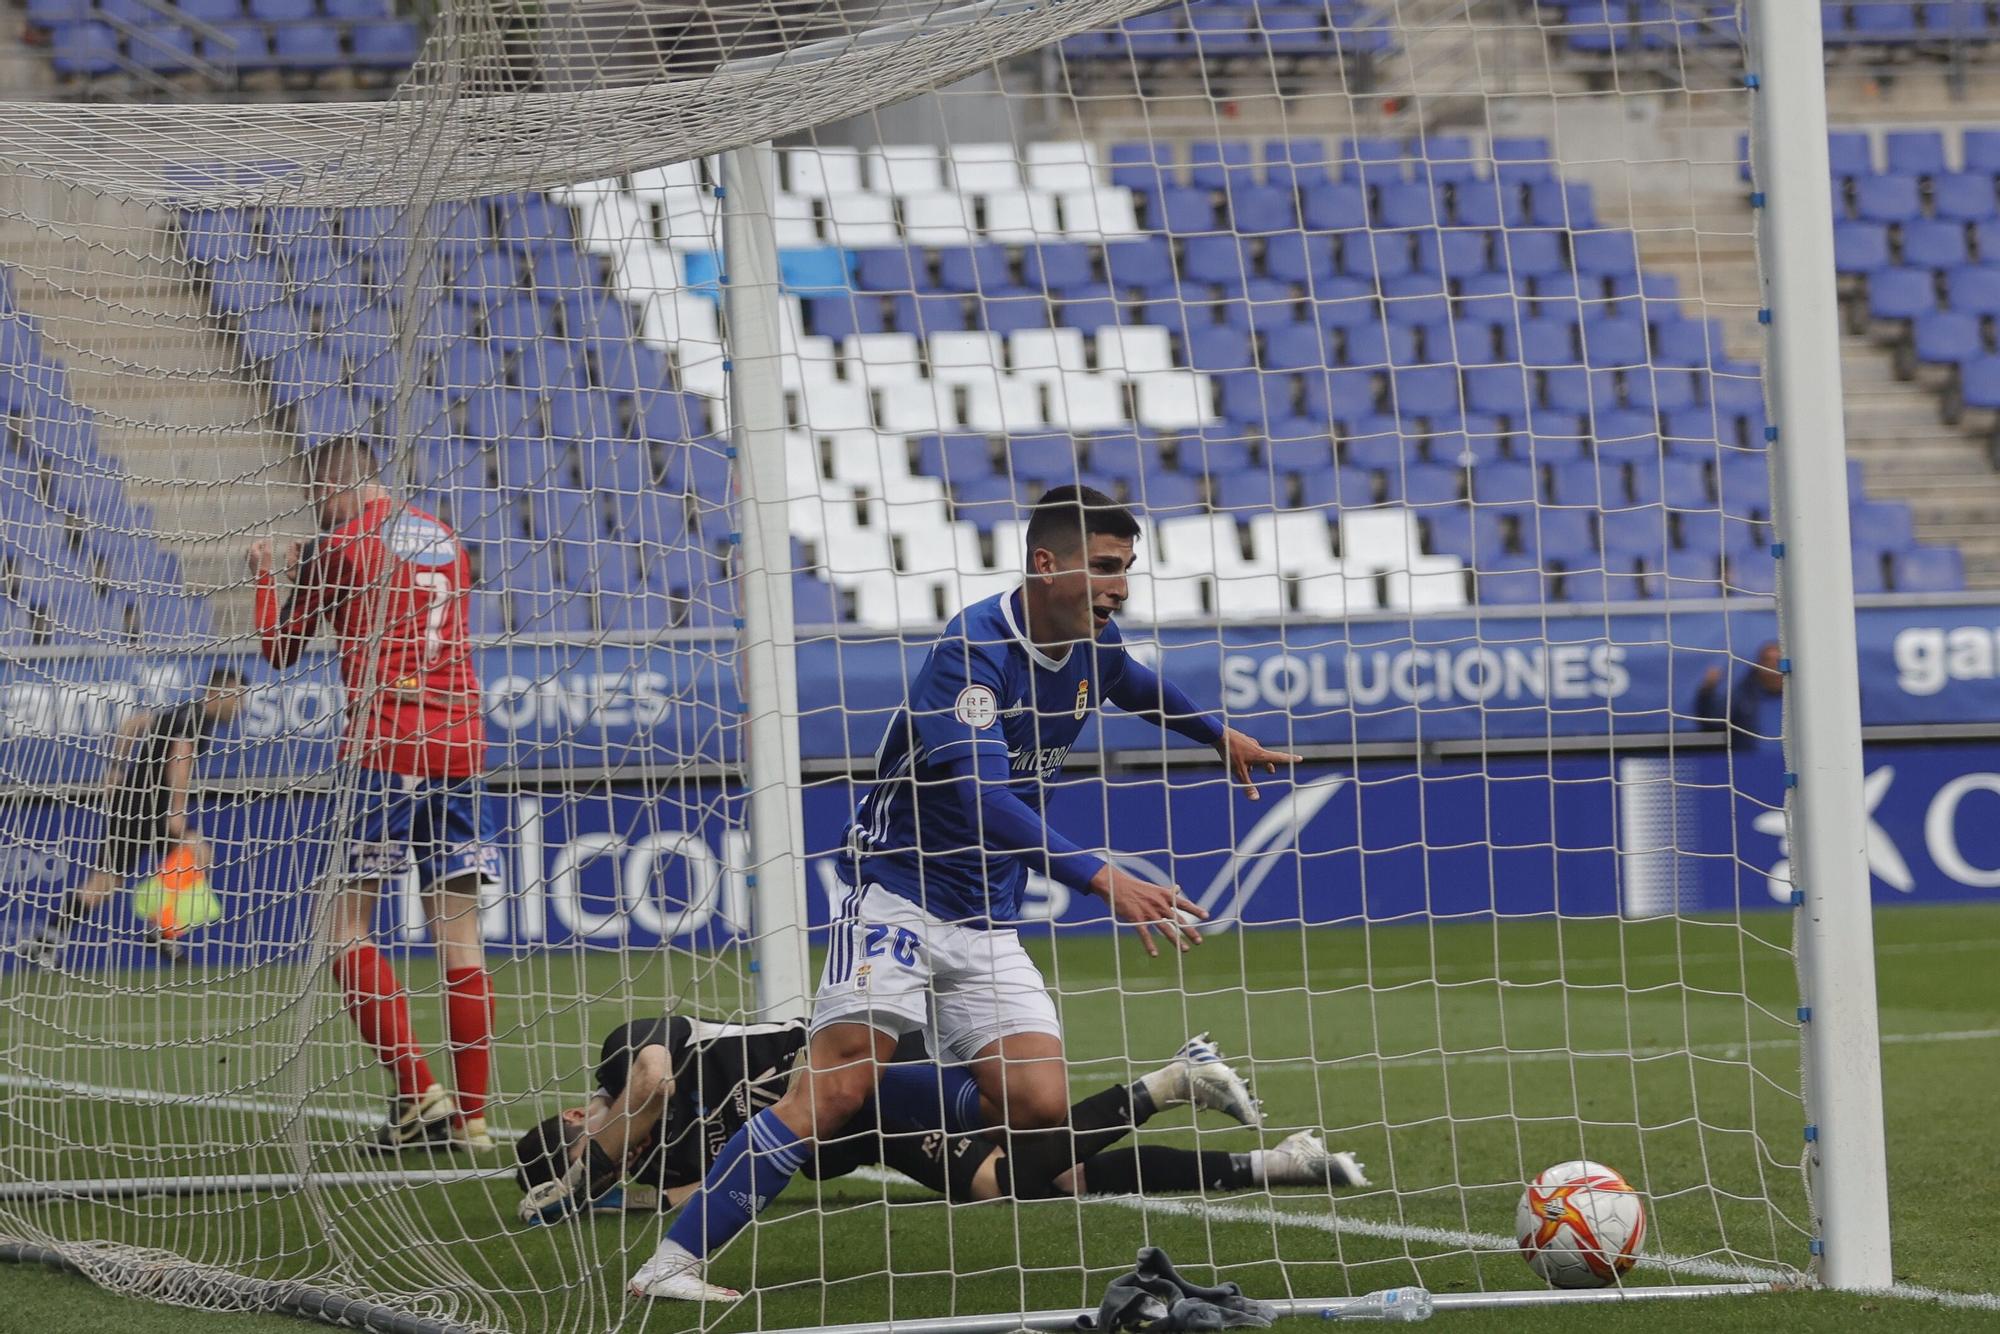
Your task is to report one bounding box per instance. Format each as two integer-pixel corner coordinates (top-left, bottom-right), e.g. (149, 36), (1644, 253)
(1319, 1287), (1434, 1322)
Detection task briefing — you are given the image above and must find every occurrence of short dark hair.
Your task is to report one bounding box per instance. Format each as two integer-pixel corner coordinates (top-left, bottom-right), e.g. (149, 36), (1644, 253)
(206, 665), (246, 693)
(308, 438), (382, 487)
(514, 1113), (580, 1192)
(1024, 484), (1140, 561)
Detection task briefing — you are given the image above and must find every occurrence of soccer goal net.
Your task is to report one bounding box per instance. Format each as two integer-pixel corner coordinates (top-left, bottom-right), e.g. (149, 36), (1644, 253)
(0, 2), (1889, 1330)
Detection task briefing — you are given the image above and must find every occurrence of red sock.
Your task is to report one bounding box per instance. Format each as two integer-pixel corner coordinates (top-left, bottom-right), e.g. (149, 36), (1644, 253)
(333, 945), (434, 1099)
(444, 966), (494, 1122)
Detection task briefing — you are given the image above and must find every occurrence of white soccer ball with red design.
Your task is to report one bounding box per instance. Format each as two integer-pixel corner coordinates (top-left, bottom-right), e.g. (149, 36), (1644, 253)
(1516, 1160), (1647, 1288)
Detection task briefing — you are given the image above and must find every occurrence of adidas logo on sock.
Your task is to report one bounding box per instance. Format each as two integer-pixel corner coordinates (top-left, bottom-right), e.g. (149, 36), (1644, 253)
(729, 1191), (767, 1213)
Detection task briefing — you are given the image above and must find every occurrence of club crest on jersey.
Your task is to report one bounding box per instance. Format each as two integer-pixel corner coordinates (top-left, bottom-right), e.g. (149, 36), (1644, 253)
(955, 684), (998, 730)
(853, 962), (872, 991)
(1074, 679), (1090, 719)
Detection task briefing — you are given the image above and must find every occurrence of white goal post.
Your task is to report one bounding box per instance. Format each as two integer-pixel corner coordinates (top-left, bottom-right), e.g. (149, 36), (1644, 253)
(0, 0), (1895, 1329)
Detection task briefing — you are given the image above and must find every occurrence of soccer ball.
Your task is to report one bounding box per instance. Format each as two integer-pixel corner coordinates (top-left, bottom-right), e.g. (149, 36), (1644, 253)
(1516, 1160), (1647, 1288)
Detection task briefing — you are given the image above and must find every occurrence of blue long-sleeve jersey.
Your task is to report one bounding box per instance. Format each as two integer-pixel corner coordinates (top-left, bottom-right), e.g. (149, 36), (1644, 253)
(839, 587), (1225, 926)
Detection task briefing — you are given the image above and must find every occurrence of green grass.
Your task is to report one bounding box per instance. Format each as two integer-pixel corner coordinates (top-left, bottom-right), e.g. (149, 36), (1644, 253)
(2, 903), (1995, 1334)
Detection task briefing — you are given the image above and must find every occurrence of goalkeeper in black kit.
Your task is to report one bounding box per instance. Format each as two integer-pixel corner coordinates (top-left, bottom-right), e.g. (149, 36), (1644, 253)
(514, 1014), (1368, 1222)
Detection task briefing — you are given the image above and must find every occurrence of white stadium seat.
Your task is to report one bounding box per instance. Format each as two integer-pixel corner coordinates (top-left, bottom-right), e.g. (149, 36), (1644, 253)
(574, 193), (648, 252)
(981, 189), (1059, 242)
(843, 334), (925, 387)
(790, 381), (874, 433)
(1338, 508), (1425, 572)
(1097, 325), (1173, 374)
(772, 192), (822, 248)
(1042, 374), (1128, 431)
(823, 193), (901, 247)
(1025, 141), (1102, 191)
(873, 383), (948, 435)
(1297, 564), (1385, 616)
(1385, 557), (1470, 612)
(628, 157), (712, 203)
(928, 332), (1004, 385)
(956, 377), (1043, 432)
(1009, 328), (1088, 376)
(866, 145), (945, 195)
(1058, 187), (1142, 239)
(822, 430), (915, 491)
(784, 146), (863, 199)
(1248, 511), (1339, 576)
(1131, 373), (1213, 429)
(900, 191), (977, 247)
(950, 143), (1024, 193)
(787, 333), (841, 388)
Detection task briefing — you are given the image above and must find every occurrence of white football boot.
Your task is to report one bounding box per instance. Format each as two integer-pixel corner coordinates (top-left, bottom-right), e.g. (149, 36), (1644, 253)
(629, 1240), (741, 1302)
(1172, 1033), (1264, 1128)
(1263, 1131), (1370, 1188)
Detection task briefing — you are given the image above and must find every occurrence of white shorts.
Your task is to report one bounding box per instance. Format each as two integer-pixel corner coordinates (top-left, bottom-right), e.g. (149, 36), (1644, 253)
(810, 883), (1060, 1062)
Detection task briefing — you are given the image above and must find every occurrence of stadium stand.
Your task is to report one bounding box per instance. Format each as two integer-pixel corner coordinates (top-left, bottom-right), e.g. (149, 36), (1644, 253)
(1532, 1), (1996, 56)
(175, 130), (1957, 635)
(27, 0), (420, 89)
(0, 273), (212, 645)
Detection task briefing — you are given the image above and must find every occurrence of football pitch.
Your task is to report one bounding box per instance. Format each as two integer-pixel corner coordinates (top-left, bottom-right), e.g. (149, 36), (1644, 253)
(2, 902), (1996, 1333)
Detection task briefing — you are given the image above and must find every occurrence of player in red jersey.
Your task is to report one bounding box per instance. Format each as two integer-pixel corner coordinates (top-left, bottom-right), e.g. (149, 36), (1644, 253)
(247, 439), (502, 1153)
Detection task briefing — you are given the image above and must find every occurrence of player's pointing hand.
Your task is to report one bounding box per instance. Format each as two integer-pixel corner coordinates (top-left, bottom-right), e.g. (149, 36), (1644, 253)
(1217, 728), (1303, 801)
(1092, 862), (1207, 957)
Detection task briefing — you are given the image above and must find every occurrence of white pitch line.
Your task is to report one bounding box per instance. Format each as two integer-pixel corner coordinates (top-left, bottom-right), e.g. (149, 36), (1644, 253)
(1227, 1027), (2000, 1076)
(1080, 1195), (2000, 1314)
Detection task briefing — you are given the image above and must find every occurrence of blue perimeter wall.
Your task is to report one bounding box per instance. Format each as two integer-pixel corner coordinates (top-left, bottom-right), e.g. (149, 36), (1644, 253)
(6, 601), (2000, 960)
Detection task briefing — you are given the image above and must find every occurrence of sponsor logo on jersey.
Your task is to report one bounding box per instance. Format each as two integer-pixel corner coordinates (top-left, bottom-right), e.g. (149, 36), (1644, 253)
(1008, 743), (1072, 774)
(385, 512), (459, 568)
(954, 684), (998, 730)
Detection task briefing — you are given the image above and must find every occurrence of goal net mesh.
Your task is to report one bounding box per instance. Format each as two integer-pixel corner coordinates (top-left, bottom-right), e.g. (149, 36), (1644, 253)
(0, 2), (1831, 1329)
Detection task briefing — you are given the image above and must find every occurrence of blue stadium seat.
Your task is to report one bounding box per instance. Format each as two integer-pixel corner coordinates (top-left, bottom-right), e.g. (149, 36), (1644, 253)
(1469, 461), (1536, 505)
(1852, 548), (1890, 595)
(1264, 139), (1333, 191)
(1300, 465), (1384, 510)
(1855, 173), (1923, 225)
(1477, 570), (1546, 604)
(1903, 219), (1969, 269)
(1895, 545), (1965, 591)
(1021, 243), (1097, 293)
(1885, 129), (1946, 177)
(1375, 182), (1436, 230)
(1572, 231), (1640, 282)
(1582, 312), (1649, 368)
(1230, 186), (1300, 234)
(1189, 140), (1256, 191)
(1103, 237), (1174, 290)
(1108, 142), (1171, 194)
(1191, 7), (1260, 58)
(916, 433), (992, 484)
(1382, 462), (1460, 505)
(1966, 127), (2000, 175)
(1503, 229), (1568, 280)
(1129, 470), (1205, 517)
(1213, 469), (1280, 512)
(1625, 368), (1699, 415)
(273, 22), (344, 70)
(1724, 545), (1776, 595)
(1946, 264), (2000, 314)
(1527, 179), (1595, 228)
(1302, 182), (1369, 233)
(1629, 456), (1709, 508)
(1523, 508), (1597, 564)
(1932, 172), (1998, 222)
(1914, 310), (1984, 366)
(1551, 459), (1625, 507)
(1851, 499), (1917, 551)
(1834, 221), (1891, 275)
(1599, 506), (1668, 560)
(1868, 266), (1937, 320)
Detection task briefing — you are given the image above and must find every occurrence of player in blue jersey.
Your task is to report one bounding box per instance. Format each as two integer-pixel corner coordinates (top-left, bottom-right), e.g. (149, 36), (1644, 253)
(630, 484), (1302, 1301)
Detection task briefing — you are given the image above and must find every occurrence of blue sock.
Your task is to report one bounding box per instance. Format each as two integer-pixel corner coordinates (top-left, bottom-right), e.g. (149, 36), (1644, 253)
(664, 1108), (807, 1258)
(875, 1062), (985, 1134)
